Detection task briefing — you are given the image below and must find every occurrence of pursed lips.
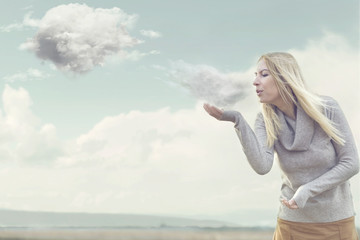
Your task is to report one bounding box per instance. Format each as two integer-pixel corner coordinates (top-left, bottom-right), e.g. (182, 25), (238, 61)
(256, 89), (263, 96)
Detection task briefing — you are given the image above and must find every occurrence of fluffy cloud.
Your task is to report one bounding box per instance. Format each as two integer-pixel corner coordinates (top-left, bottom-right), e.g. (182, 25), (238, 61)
(19, 4), (143, 73)
(0, 83), (266, 213)
(3, 68), (50, 82)
(0, 85), (63, 163)
(53, 101), (276, 215)
(168, 60), (253, 107)
(0, 94), (275, 214)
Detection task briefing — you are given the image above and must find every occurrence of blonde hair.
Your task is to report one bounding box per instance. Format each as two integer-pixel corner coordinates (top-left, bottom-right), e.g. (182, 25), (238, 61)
(259, 52), (345, 147)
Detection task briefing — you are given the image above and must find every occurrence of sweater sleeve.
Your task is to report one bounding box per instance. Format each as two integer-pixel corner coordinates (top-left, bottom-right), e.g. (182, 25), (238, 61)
(221, 111), (274, 175)
(292, 98), (360, 208)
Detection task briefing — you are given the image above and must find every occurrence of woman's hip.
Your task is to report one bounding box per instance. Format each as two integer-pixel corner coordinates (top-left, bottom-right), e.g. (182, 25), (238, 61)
(272, 216), (359, 240)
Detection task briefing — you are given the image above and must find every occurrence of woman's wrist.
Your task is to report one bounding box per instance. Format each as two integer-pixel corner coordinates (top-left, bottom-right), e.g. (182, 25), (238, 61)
(220, 110), (238, 123)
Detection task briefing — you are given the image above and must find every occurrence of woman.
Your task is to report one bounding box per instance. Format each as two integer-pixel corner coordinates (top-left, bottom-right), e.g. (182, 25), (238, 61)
(204, 52), (359, 239)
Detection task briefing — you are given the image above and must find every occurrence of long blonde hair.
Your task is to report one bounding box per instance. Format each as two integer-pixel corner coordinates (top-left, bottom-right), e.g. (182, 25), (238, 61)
(259, 52), (345, 147)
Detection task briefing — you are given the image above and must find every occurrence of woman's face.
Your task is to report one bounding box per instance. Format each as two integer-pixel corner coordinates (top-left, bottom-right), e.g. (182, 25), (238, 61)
(253, 59), (282, 106)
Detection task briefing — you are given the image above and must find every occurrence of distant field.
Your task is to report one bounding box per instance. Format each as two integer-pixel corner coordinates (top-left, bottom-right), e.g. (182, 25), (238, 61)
(0, 228), (275, 240)
(0, 228), (358, 240)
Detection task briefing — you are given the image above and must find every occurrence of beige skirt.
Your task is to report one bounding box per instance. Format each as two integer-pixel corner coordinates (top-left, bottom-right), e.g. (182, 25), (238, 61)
(273, 216), (359, 240)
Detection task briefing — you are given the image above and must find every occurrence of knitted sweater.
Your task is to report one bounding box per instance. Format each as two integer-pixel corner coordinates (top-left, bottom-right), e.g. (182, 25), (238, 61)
(221, 96), (359, 222)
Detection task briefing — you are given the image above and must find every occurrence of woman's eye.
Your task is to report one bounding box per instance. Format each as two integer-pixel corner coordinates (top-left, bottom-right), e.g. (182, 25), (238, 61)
(262, 74), (268, 77)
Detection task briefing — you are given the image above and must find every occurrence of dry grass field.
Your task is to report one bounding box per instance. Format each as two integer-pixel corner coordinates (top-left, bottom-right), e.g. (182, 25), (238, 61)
(0, 228), (275, 240)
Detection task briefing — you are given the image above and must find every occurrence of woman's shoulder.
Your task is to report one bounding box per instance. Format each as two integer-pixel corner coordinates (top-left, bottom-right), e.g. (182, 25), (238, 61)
(320, 95), (338, 105)
(319, 95), (342, 118)
(255, 111), (264, 121)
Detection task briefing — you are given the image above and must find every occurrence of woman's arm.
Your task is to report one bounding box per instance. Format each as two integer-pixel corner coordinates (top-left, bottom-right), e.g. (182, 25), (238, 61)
(203, 104), (274, 175)
(292, 97), (359, 208)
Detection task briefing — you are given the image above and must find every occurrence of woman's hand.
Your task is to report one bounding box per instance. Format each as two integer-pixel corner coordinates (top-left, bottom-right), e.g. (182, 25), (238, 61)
(203, 103), (224, 120)
(281, 198), (299, 209)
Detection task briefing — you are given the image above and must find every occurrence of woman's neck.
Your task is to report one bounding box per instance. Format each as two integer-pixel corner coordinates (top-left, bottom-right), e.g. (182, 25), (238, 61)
(276, 102), (296, 120)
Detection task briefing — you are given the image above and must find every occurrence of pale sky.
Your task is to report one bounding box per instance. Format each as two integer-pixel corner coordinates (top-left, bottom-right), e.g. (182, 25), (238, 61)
(0, 0), (359, 227)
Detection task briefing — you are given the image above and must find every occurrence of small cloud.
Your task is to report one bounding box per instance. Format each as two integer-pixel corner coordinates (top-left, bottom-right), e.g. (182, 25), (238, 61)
(168, 60), (253, 107)
(140, 29), (162, 39)
(3, 68), (50, 83)
(20, 3), (143, 74)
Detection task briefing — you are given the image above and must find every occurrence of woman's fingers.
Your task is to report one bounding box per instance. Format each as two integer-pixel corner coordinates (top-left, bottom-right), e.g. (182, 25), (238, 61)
(203, 103), (223, 120)
(203, 103), (210, 112)
(281, 199), (298, 209)
(281, 199), (288, 207)
(288, 199), (299, 209)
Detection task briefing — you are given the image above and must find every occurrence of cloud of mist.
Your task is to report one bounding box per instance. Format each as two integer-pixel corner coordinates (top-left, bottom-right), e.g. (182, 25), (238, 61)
(168, 60), (253, 107)
(19, 3), (142, 74)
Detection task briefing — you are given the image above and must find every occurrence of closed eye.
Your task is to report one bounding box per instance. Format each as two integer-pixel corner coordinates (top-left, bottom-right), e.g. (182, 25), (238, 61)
(256, 69), (270, 77)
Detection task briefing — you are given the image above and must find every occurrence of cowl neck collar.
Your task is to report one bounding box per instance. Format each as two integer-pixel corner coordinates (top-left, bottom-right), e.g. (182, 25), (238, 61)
(276, 104), (315, 151)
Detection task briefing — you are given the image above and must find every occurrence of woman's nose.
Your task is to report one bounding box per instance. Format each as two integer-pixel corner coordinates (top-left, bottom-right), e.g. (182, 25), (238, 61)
(253, 77), (259, 86)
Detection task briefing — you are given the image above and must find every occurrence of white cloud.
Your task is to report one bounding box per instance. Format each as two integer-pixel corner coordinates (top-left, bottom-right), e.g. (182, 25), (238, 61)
(19, 3), (142, 74)
(140, 29), (162, 38)
(3, 68), (50, 82)
(168, 60), (254, 107)
(0, 85), (63, 163)
(51, 102), (274, 214)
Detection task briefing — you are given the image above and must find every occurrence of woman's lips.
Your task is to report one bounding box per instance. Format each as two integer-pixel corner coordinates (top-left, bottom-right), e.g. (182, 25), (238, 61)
(256, 90), (263, 96)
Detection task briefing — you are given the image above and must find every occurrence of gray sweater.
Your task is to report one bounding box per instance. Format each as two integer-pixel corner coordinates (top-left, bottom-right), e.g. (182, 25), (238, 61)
(221, 96), (359, 222)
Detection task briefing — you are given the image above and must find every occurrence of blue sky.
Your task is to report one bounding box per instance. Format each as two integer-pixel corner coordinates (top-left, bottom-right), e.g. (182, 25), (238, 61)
(0, 0), (359, 226)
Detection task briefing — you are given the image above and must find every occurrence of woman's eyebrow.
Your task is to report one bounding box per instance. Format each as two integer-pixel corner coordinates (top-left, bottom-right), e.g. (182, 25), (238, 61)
(255, 69), (269, 75)
(259, 69), (269, 74)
